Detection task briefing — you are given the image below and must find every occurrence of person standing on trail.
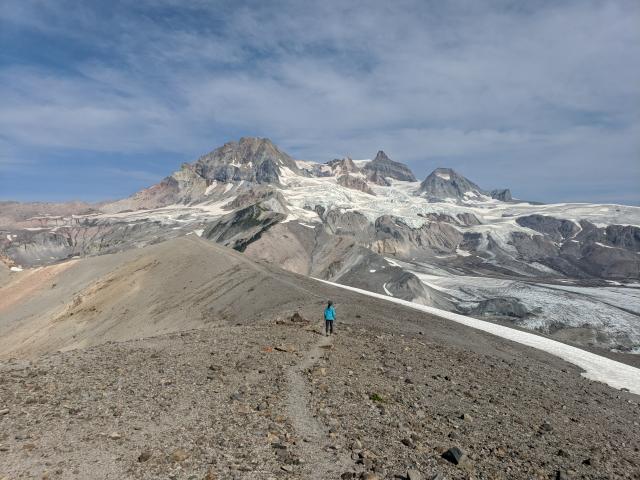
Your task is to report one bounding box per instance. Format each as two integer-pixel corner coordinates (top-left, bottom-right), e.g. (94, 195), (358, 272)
(324, 300), (336, 336)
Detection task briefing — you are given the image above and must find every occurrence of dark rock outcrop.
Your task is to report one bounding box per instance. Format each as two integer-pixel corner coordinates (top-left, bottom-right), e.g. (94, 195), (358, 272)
(516, 215), (580, 242)
(490, 188), (512, 201)
(336, 174), (375, 195)
(467, 297), (530, 318)
(363, 151), (417, 183)
(418, 167), (512, 203)
(203, 204), (286, 252)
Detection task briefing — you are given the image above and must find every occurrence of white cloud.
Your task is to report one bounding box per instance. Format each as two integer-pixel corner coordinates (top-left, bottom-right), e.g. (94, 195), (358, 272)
(0, 0), (638, 203)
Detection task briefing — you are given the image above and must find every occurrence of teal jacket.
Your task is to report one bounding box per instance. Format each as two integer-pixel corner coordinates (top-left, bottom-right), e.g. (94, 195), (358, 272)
(324, 306), (336, 321)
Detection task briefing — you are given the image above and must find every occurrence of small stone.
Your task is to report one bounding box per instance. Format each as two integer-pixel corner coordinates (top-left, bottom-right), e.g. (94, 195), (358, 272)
(281, 465), (293, 472)
(360, 473), (379, 480)
(442, 447), (465, 465)
(407, 469), (422, 480)
(401, 438), (416, 449)
(460, 413), (473, 422)
(138, 450), (152, 462)
(203, 469), (217, 480)
(341, 473), (356, 480)
(109, 432), (121, 440)
(170, 448), (189, 462)
(0, 409), (8, 415)
(555, 471), (569, 480)
(539, 421), (553, 433)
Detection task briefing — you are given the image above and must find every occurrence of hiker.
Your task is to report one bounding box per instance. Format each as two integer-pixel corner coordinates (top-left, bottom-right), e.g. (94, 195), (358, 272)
(324, 300), (336, 336)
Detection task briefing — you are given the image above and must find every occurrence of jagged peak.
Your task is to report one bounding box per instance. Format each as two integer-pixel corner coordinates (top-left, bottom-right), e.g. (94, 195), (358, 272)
(363, 150), (417, 182)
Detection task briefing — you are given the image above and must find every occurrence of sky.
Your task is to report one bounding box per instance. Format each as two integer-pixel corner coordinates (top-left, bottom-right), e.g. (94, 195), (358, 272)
(1, 0), (639, 204)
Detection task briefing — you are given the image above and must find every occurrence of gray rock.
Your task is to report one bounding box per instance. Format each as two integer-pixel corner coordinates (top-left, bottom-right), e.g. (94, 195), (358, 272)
(407, 469), (422, 480)
(441, 446), (465, 465)
(194, 137), (299, 185)
(363, 151), (417, 183)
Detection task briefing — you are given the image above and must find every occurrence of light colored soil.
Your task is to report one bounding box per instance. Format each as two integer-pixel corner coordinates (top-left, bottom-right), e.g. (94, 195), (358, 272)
(0, 236), (638, 479)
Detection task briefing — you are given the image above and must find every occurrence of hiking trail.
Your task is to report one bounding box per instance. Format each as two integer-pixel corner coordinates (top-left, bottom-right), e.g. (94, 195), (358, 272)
(285, 334), (351, 479)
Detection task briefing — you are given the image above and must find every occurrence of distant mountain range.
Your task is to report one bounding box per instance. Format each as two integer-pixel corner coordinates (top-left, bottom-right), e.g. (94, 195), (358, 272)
(1, 137), (639, 353)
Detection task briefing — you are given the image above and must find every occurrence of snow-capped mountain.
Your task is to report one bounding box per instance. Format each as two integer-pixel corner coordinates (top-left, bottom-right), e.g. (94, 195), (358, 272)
(418, 167), (512, 202)
(2, 137), (639, 353)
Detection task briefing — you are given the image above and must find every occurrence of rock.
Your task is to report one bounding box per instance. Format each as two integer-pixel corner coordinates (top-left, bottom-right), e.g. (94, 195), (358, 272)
(281, 465), (293, 472)
(138, 450), (152, 462)
(401, 438), (416, 449)
(290, 312), (307, 323)
(407, 469), (422, 480)
(360, 473), (380, 480)
(341, 473), (357, 480)
(0, 409), (8, 415)
(363, 151), (417, 182)
(460, 413), (473, 422)
(539, 421), (553, 433)
(170, 448), (189, 462)
(441, 447), (465, 465)
(275, 344), (296, 353)
(108, 432), (121, 440)
(555, 471), (569, 480)
(203, 470), (217, 480)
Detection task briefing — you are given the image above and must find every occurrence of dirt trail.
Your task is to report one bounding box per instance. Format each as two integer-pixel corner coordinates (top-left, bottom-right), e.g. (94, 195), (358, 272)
(285, 334), (350, 479)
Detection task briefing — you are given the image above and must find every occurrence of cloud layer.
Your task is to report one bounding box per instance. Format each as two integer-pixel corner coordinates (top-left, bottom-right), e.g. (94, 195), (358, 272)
(1, 0), (639, 203)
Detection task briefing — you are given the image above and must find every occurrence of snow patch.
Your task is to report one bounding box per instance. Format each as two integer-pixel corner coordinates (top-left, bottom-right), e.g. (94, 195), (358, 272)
(316, 278), (640, 394)
(204, 182), (218, 195)
(10, 266), (23, 272)
(382, 283), (394, 296)
(435, 172), (451, 181)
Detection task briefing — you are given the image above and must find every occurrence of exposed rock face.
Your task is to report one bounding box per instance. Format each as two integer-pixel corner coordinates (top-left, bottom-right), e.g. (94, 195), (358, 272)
(466, 297), (530, 319)
(326, 157), (361, 176)
(363, 151), (417, 183)
(508, 218), (640, 279)
(516, 215), (580, 242)
(336, 174), (375, 195)
(418, 168), (484, 200)
(490, 188), (512, 201)
(194, 137), (299, 184)
(203, 204), (286, 252)
(373, 215), (463, 258)
(418, 168), (512, 202)
(103, 163), (209, 213)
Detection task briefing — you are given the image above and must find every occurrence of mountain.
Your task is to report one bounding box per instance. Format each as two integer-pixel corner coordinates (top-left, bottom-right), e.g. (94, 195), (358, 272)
(2, 235), (638, 479)
(1, 137), (639, 354)
(194, 136), (300, 184)
(418, 167), (512, 202)
(363, 150), (417, 184)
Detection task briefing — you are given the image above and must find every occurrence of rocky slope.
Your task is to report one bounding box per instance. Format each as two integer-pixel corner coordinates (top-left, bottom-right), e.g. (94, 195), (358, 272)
(1, 236), (640, 479)
(418, 168), (512, 202)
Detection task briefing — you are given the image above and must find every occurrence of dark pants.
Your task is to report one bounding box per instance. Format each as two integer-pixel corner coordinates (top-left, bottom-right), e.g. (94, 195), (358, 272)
(325, 320), (334, 334)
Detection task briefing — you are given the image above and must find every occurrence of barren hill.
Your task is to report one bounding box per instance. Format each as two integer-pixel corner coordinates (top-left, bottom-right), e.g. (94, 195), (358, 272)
(0, 237), (639, 479)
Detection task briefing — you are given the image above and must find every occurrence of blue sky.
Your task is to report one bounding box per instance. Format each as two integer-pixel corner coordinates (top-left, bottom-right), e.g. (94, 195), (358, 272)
(1, 0), (639, 204)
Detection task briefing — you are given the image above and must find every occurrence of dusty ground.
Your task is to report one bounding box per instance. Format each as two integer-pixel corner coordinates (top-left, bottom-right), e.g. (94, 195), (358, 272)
(0, 237), (639, 479)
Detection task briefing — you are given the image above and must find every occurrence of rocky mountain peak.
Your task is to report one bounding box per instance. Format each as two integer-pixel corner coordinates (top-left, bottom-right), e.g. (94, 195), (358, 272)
(363, 150), (417, 183)
(194, 137), (299, 184)
(419, 168), (512, 202)
(326, 157), (361, 176)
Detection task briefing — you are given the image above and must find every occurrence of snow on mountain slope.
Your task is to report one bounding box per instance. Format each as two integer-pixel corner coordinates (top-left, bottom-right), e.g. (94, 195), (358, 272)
(316, 278), (640, 395)
(2, 137), (639, 354)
